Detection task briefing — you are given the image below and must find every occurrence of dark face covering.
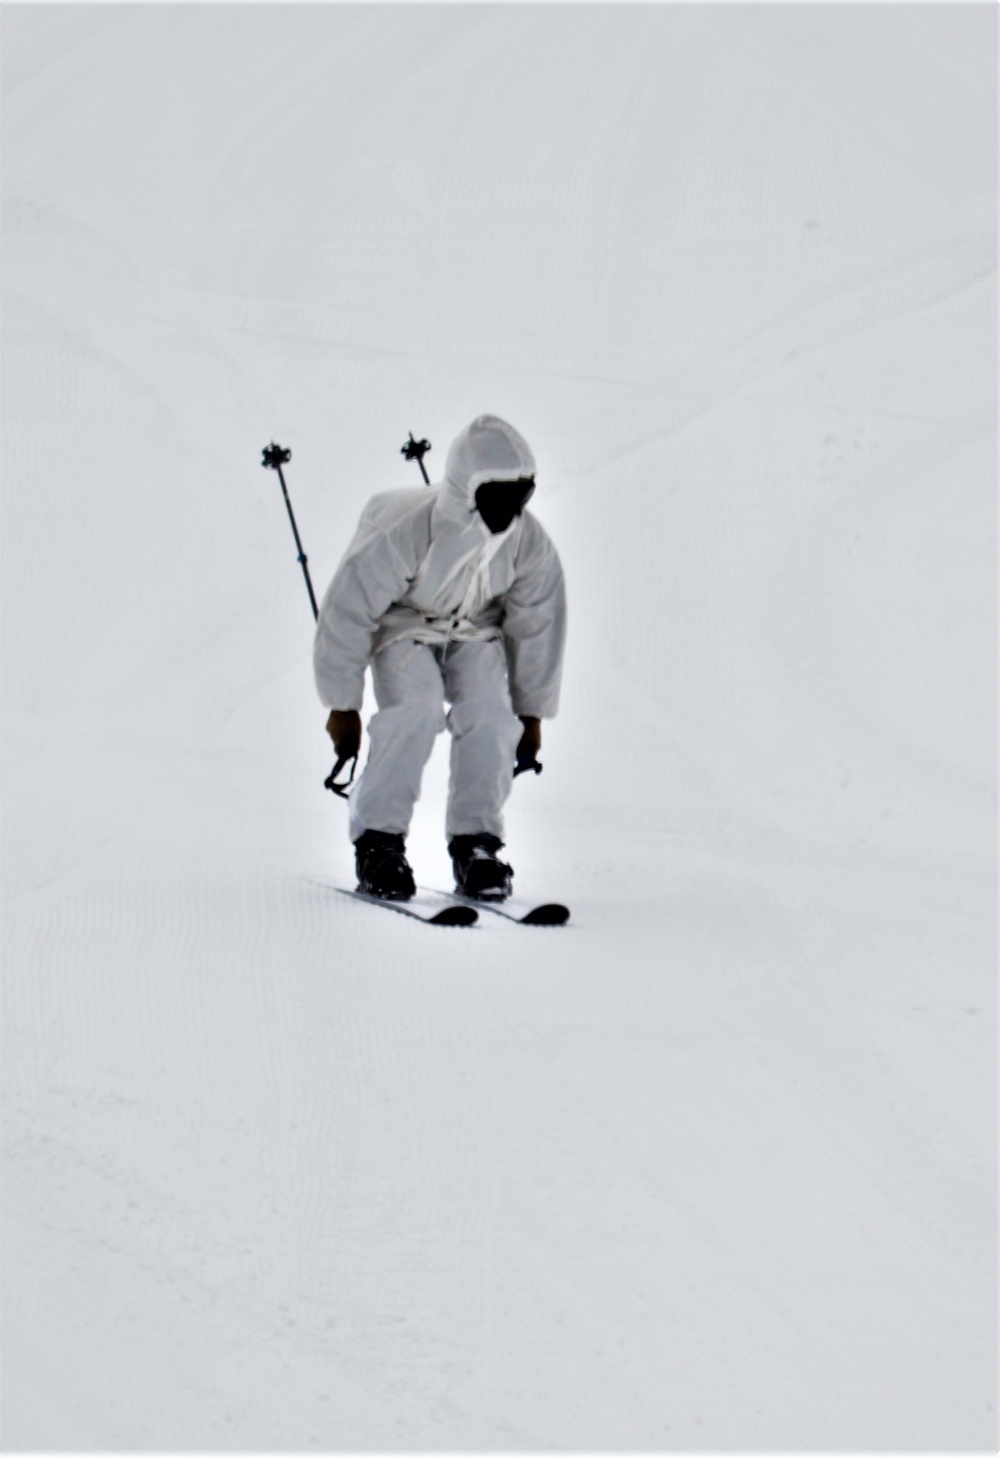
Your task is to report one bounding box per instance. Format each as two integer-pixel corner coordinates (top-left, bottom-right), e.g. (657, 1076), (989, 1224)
(475, 477), (536, 534)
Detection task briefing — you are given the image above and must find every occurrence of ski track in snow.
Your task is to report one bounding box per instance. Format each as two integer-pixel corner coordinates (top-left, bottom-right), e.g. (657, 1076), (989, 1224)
(2, 5), (996, 1450)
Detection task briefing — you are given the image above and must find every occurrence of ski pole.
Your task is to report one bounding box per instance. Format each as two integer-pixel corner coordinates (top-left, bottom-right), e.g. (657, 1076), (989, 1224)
(260, 441), (356, 796)
(261, 442), (319, 620)
(401, 432), (432, 484)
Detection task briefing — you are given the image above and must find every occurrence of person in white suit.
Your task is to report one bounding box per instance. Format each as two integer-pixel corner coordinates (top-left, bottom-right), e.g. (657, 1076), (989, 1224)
(314, 415), (566, 901)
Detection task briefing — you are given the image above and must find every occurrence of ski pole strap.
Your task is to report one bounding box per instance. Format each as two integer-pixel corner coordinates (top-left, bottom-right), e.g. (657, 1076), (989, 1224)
(514, 752), (543, 778)
(324, 751), (358, 798)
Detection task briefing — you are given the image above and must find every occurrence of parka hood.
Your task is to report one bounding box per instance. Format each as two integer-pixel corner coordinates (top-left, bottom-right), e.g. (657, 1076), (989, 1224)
(441, 415), (536, 516)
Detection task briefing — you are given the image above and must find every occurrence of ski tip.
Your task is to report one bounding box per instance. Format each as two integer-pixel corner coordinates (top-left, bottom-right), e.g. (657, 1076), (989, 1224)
(429, 904), (479, 926)
(520, 903), (570, 926)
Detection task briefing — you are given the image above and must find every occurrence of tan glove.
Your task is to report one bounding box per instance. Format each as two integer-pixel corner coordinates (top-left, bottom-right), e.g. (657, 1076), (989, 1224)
(326, 709), (361, 761)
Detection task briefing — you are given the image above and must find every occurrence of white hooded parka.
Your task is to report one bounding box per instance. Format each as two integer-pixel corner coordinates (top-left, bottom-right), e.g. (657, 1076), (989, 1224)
(313, 416), (566, 719)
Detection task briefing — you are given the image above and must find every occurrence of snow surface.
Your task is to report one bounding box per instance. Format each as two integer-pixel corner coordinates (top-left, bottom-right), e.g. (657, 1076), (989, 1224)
(2, 3), (996, 1449)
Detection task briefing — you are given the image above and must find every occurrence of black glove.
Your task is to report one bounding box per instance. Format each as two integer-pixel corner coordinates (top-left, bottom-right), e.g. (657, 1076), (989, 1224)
(515, 716), (543, 776)
(326, 709), (361, 761)
(325, 709), (361, 797)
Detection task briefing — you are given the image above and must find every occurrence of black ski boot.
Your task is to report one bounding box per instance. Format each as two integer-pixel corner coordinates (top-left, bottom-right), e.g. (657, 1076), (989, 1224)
(354, 829), (416, 901)
(449, 833), (513, 902)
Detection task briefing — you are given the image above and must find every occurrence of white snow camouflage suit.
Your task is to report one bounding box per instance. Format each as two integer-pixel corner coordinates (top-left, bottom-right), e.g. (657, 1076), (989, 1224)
(313, 415), (567, 842)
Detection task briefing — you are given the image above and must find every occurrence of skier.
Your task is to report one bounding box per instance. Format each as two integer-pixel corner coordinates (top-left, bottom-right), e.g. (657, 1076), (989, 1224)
(314, 414), (566, 902)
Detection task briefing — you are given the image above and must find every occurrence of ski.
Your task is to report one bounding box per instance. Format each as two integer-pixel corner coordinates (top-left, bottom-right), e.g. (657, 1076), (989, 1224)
(430, 890), (569, 926)
(335, 885), (478, 926)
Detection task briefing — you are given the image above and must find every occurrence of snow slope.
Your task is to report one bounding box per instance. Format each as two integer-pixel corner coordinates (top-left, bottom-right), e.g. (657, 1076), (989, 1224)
(2, 3), (996, 1448)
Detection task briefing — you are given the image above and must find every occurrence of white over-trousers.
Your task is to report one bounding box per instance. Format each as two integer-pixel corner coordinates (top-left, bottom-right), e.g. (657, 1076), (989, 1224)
(348, 638), (523, 843)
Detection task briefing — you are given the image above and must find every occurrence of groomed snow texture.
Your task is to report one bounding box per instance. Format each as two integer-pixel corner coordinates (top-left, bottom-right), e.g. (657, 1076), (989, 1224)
(2, 4), (996, 1449)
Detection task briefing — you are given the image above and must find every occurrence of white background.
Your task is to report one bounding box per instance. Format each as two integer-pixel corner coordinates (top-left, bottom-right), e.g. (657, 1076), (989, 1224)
(2, 2), (996, 1448)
